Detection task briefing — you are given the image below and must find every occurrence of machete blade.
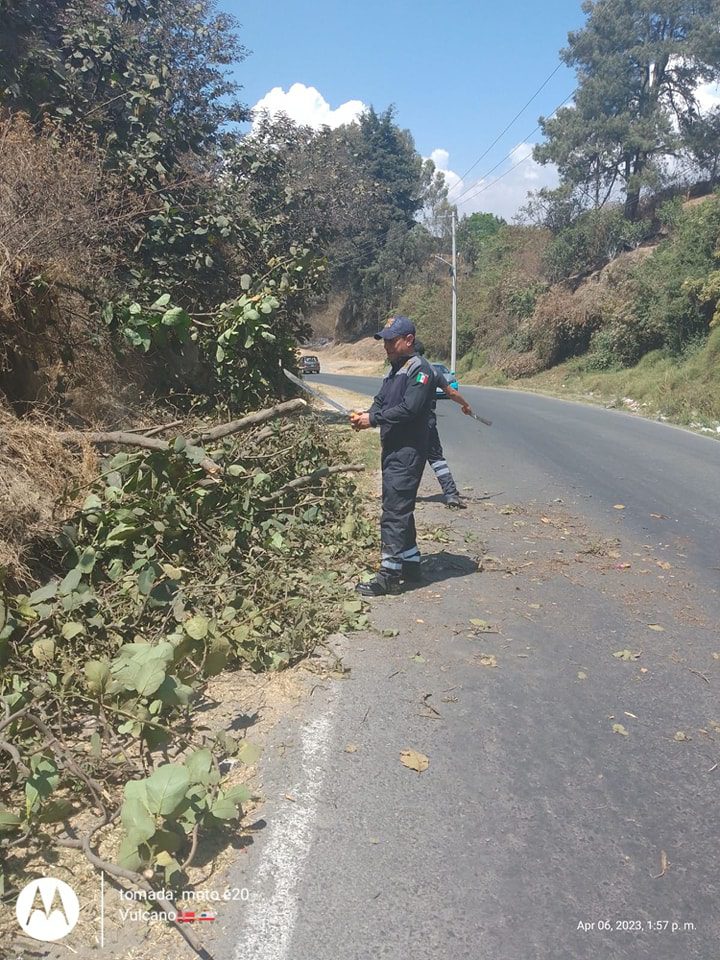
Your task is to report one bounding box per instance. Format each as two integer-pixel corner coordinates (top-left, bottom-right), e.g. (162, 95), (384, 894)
(282, 368), (352, 415)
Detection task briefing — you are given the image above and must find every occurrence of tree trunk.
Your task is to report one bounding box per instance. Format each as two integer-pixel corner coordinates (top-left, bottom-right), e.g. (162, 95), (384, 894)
(624, 188), (641, 221)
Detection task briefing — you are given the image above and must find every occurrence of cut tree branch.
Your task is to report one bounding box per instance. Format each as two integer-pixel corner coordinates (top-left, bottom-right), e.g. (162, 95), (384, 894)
(58, 815), (213, 959)
(262, 462), (365, 504)
(193, 399), (307, 441)
(57, 399), (308, 475)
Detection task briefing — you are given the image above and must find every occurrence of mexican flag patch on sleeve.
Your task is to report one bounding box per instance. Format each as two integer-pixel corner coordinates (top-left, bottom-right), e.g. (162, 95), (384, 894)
(416, 372), (429, 385)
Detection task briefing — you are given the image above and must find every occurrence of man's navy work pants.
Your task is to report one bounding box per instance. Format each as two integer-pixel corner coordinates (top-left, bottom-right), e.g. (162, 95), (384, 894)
(380, 445), (425, 574)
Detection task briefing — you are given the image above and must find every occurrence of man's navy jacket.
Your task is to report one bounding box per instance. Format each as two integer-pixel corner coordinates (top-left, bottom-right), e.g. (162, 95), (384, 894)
(368, 354), (437, 451)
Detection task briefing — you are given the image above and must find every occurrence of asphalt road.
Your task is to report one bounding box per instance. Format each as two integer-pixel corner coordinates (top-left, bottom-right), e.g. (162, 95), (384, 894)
(318, 373), (720, 580)
(212, 378), (720, 960)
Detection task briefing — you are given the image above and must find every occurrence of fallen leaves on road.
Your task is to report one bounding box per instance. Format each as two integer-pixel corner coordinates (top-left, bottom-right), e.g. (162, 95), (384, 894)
(237, 741), (262, 765)
(613, 504), (626, 510)
(420, 693), (442, 719)
(418, 526), (452, 544)
(651, 850), (669, 879)
(656, 560), (672, 570)
(400, 749), (429, 773)
(647, 624), (665, 632)
(673, 731), (690, 742)
(614, 649), (642, 661)
(476, 654), (498, 668)
(345, 744), (358, 753)
(614, 562), (632, 570)
(613, 723), (629, 737)
(577, 671), (588, 680)
(469, 618), (498, 633)
(382, 628), (400, 638)
(410, 653), (426, 664)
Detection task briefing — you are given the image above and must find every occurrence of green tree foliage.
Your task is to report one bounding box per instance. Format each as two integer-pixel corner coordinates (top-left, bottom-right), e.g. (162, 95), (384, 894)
(420, 157), (455, 241)
(543, 205), (652, 280)
(0, 0), (332, 408)
(0, 1), (443, 392)
(681, 106), (720, 185)
(226, 109), (437, 335)
(456, 212), (505, 268)
(399, 223), (550, 364)
(0, 0), (253, 307)
(0, 0), (70, 104)
(535, 0), (720, 220)
(331, 107), (433, 330)
(0, 418), (375, 888)
(625, 193), (720, 354)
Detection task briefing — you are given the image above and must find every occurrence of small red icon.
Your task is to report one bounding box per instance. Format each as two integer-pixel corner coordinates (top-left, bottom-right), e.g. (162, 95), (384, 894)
(177, 910), (216, 923)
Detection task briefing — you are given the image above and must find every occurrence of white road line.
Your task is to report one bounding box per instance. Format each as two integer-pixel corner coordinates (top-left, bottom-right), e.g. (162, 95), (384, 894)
(234, 684), (341, 960)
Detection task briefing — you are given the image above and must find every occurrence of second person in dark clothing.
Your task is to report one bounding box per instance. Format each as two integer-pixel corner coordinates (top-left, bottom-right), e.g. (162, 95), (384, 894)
(414, 339), (475, 509)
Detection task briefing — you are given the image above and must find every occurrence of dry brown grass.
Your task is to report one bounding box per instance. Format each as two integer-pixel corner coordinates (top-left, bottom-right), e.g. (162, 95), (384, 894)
(0, 407), (98, 582)
(0, 112), (138, 304)
(0, 113), (144, 417)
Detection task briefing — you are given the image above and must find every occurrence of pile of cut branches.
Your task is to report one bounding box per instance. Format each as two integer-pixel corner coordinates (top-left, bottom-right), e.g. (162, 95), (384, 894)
(0, 399), (374, 953)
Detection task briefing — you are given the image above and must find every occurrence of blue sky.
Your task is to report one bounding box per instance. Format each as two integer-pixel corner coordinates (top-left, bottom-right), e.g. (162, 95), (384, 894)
(219, 0), (588, 218)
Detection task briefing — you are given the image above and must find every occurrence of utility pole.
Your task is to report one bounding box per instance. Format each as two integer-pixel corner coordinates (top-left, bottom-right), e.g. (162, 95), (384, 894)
(432, 210), (459, 370)
(451, 209), (457, 373)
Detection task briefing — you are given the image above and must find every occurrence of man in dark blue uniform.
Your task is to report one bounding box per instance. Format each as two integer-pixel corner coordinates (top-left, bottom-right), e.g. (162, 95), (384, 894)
(350, 316), (437, 596)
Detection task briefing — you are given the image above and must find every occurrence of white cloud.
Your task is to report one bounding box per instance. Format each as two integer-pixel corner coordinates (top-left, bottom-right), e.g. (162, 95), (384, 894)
(251, 83), (367, 131)
(696, 79), (720, 113)
(430, 144), (559, 221)
(428, 148), (463, 193)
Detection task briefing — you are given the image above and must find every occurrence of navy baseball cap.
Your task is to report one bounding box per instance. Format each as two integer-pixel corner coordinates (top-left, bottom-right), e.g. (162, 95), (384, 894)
(374, 315), (416, 340)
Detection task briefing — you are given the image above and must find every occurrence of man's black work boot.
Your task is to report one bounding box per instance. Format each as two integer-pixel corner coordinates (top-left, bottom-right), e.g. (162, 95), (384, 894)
(401, 562), (423, 582)
(445, 493), (466, 509)
(355, 571), (402, 597)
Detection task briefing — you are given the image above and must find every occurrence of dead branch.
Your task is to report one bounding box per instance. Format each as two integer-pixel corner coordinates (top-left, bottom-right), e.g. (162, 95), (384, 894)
(24, 712), (108, 811)
(193, 399), (307, 441)
(122, 419), (184, 437)
(58, 399), (307, 476)
(58, 430), (169, 453)
(254, 422), (296, 443)
(0, 737), (31, 778)
(262, 462), (365, 504)
(58, 815), (213, 959)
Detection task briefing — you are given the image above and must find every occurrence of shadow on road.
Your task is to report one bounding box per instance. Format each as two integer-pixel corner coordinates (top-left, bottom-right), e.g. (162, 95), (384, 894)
(402, 550), (479, 592)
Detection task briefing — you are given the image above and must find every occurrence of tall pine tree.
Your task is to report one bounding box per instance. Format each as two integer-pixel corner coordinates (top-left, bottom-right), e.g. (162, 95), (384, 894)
(535, 0), (720, 219)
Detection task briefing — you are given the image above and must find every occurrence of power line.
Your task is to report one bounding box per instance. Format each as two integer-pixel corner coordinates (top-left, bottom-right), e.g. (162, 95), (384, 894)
(456, 144), (612, 217)
(454, 148), (536, 207)
(449, 89), (576, 207)
(447, 62), (565, 197)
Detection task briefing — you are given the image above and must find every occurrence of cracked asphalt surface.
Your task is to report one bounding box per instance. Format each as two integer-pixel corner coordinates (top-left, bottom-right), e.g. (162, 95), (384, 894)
(211, 377), (720, 960)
